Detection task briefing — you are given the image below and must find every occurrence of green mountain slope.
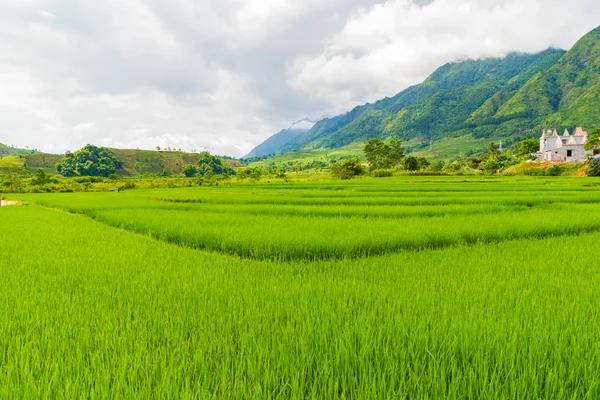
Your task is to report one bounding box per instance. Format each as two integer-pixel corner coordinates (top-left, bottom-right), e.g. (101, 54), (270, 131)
(243, 119), (315, 159)
(508, 26), (600, 130)
(278, 49), (564, 153)
(267, 25), (600, 156)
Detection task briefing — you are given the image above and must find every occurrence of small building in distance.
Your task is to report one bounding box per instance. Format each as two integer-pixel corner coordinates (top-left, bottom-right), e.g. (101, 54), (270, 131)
(535, 127), (592, 162)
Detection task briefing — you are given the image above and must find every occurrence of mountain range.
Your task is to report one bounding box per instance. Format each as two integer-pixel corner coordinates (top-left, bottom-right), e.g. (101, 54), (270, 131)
(243, 119), (315, 158)
(247, 25), (600, 158)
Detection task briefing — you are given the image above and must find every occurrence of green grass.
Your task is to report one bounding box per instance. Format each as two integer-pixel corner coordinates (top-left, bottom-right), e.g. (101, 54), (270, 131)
(406, 134), (505, 160)
(3, 176), (600, 397)
(0, 155), (29, 176)
(23, 153), (62, 175)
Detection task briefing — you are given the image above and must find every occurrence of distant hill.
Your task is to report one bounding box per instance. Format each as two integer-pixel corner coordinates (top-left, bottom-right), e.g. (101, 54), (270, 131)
(0, 148), (241, 177)
(243, 119), (315, 158)
(252, 25), (600, 157)
(0, 142), (37, 157)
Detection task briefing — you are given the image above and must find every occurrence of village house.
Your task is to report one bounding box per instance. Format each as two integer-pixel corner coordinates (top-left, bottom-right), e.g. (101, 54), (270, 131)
(535, 127), (592, 162)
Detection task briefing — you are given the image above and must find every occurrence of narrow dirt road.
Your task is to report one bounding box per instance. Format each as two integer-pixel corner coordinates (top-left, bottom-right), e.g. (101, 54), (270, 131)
(0, 200), (22, 206)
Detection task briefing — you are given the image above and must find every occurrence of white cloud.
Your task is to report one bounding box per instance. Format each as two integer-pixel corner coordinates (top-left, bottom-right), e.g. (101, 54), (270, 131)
(37, 10), (56, 20)
(290, 119), (316, 131)
(72, 122), (97, 138)
(0, 0), (599, 156)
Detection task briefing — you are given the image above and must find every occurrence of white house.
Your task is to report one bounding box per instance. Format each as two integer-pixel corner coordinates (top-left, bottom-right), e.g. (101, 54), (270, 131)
(535, 127), (592, 162)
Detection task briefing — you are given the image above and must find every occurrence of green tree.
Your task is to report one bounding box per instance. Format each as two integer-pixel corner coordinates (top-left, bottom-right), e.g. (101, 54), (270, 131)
(416, 157), (430, 170)
(403, 156), (419, 171)
(515, 138), (540, 158)
(429, 160), (445, 172)
(488, 142), (499, 158)
(33, 169), (50, 185)
(388, 138), (405, 166)
(482, 158), (500, 174)
(330, 158), (365, 180)
(236, 168), (248, 180)
(248, 168), (263, 181)
(364, 138), (405, 170)
(584, 128), (600, 154)
(197, 152), (234, 176)
(198, 163), (214, 178)
(182, 164), (198, 177)
(498, 150), (518, 169)
(56, 145), (123, 177)
(445, 161), (463, 173)
(364, 139), (391, 169)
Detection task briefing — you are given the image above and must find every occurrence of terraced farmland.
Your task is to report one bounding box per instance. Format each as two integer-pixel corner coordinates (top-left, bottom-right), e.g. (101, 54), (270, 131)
(3, 176), (600, 398)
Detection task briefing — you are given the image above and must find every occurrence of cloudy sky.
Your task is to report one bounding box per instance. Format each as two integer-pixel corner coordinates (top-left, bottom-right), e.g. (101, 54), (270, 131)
(1, 0), (599, 156)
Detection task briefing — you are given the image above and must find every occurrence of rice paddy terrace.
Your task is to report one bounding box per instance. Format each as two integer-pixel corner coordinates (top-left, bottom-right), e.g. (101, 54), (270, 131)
(3, 176), (600, 398)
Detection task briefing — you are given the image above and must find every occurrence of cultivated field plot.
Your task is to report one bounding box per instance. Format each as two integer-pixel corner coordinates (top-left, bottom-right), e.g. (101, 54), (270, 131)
(3, 176), (600, 398)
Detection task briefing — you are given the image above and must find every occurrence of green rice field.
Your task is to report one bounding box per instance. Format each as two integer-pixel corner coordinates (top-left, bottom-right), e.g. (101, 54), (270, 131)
(3, 176), (600, 398)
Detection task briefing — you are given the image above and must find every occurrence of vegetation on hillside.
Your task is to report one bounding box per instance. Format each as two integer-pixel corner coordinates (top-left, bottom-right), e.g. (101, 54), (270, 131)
(273, 49), (565, 153)
(56, 145), (123, 177)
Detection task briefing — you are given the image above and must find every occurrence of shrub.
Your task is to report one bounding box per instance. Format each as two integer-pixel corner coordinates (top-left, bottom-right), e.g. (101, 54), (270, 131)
(182, 164), (198, 177)
(330, 158), (365, 180)
(482, 158), (500, 174)
(120, 181), (137, 190)
(587, 159), (600, 177)
(546, 164), (563, 176)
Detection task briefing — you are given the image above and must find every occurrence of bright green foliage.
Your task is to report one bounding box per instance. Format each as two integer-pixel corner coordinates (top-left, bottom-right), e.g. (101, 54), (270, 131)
(364, 138), (404, 170)
(403, 156), (419, 171)
(515, 137), (540, 158)
(416, 157), (430, 170)
(429, 160), (445, 172)
(4, 177), (600, 397)
(587, 159), (600, 176)
(497, 150), (518, 169)
(330, 158), (365, 180)
(364, 139), (390, 169)
(488, 141), (499, 157)
(32, 168), (50, 185)
(197, 151), (234, 176)
(56, 144), (123, 177)
(546, 164), (564, 176)
(482, 158), (500, 174)
(584, 127), (600, 153)
(248, 167), (262, 181)
(236, 167), (264, 181)
(182, 164), (198, 177)
(388, 138), (405, 166)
